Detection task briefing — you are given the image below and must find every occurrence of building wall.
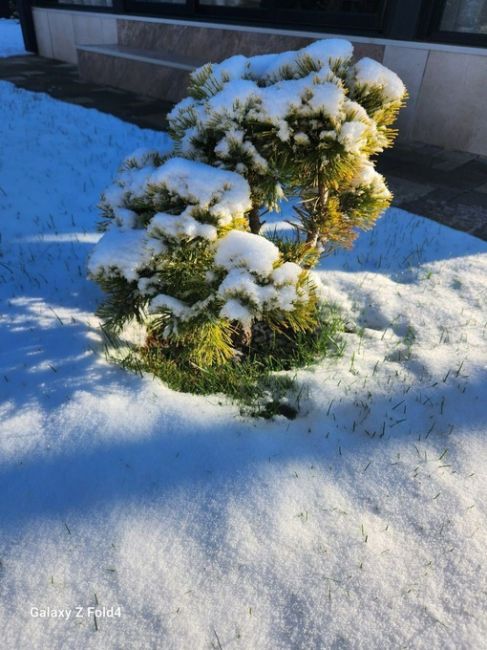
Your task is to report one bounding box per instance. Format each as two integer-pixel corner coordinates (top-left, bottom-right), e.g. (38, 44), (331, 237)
(32, 7), (487, 156)
(32, 7), (117, 62)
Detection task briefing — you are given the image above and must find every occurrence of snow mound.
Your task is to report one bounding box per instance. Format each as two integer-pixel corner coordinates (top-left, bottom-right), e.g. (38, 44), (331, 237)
(215, 230), (280, 276)
(353, 57), (406, 102)
(149, 157), (252, 223)
(87, 228), (165, 282)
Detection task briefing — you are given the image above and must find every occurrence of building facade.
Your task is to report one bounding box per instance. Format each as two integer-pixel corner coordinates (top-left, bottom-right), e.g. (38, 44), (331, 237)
(19, 0), (487, 154)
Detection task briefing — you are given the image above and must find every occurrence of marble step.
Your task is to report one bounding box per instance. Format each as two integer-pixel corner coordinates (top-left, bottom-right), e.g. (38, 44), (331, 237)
(116, 18), (314, 62)
(115, 19), (384, 65)
(77, 44), (205, 102)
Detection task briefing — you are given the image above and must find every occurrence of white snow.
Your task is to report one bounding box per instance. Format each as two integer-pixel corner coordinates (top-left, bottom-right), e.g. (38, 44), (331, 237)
(301, 38), (353, 67)
(208, 78), (259, 113)
(216, 260), (312, 321)
(103, 165), (157, 209)
(271, 261), (303, 286)
(148, 293), (190, 318)
(0, 19), (26, 58)
(248, 38), (353, 82)
(1, 78), (487, 650)
(305, 81), (344, 118)
(112, 207), (137, 230)
(214, 129), (269, 173)
(217, 268), (276, 308)
(198, 38), (353, 88)
(148, 157), (252, 224)
(338, 119), (368, 153)
(87, 227), (165, 282)
(149, 210), (217, 242)
(219, 297), (253, 328)
(190, 75), (346, 146)
(215, 229), (280, 276)
(353, 57), (406, 102)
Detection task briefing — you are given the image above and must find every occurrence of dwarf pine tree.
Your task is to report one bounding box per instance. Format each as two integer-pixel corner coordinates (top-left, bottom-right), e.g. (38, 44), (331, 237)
(89, 39), (405, 404)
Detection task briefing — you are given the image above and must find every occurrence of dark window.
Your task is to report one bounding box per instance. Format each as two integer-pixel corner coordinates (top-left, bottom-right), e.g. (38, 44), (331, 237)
(199, 1), (264, 6)
(425, 0), (487, 45)
(440, 0), (487, 34)
(198, 0), (381, 10)
(194, 0), (388, 31)
(62, 0), (113, 6)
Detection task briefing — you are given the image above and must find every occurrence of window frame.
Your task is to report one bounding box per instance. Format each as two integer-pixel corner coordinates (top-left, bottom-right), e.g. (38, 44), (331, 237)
(422, 0), (487, 47)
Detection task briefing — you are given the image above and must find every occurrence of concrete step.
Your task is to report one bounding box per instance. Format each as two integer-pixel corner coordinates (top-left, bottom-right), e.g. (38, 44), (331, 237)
(77, 44), (205, 102)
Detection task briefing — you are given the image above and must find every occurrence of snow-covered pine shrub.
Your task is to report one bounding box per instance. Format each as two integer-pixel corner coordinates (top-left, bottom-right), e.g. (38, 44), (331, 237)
(168, 38), (406, 252)
(89, 38), (405, 411)
(89, 152), (323, 368)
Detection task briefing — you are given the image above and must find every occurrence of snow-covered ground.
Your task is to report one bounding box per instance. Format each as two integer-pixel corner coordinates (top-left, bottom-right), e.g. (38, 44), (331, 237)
(0, 19), (26, 58)
(1, 78), (486, 650)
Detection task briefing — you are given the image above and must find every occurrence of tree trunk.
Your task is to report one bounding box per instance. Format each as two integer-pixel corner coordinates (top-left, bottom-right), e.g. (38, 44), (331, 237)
(248, 206), (262, 234)
(305, 230), (319, 249)
(304, 170), (327, 251)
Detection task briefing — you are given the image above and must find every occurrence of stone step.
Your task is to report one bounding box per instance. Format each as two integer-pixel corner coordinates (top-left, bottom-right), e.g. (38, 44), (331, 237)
(115, 18), (384, 65)
(77, 44), (205, 102)
(116, 18), (314, 62)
